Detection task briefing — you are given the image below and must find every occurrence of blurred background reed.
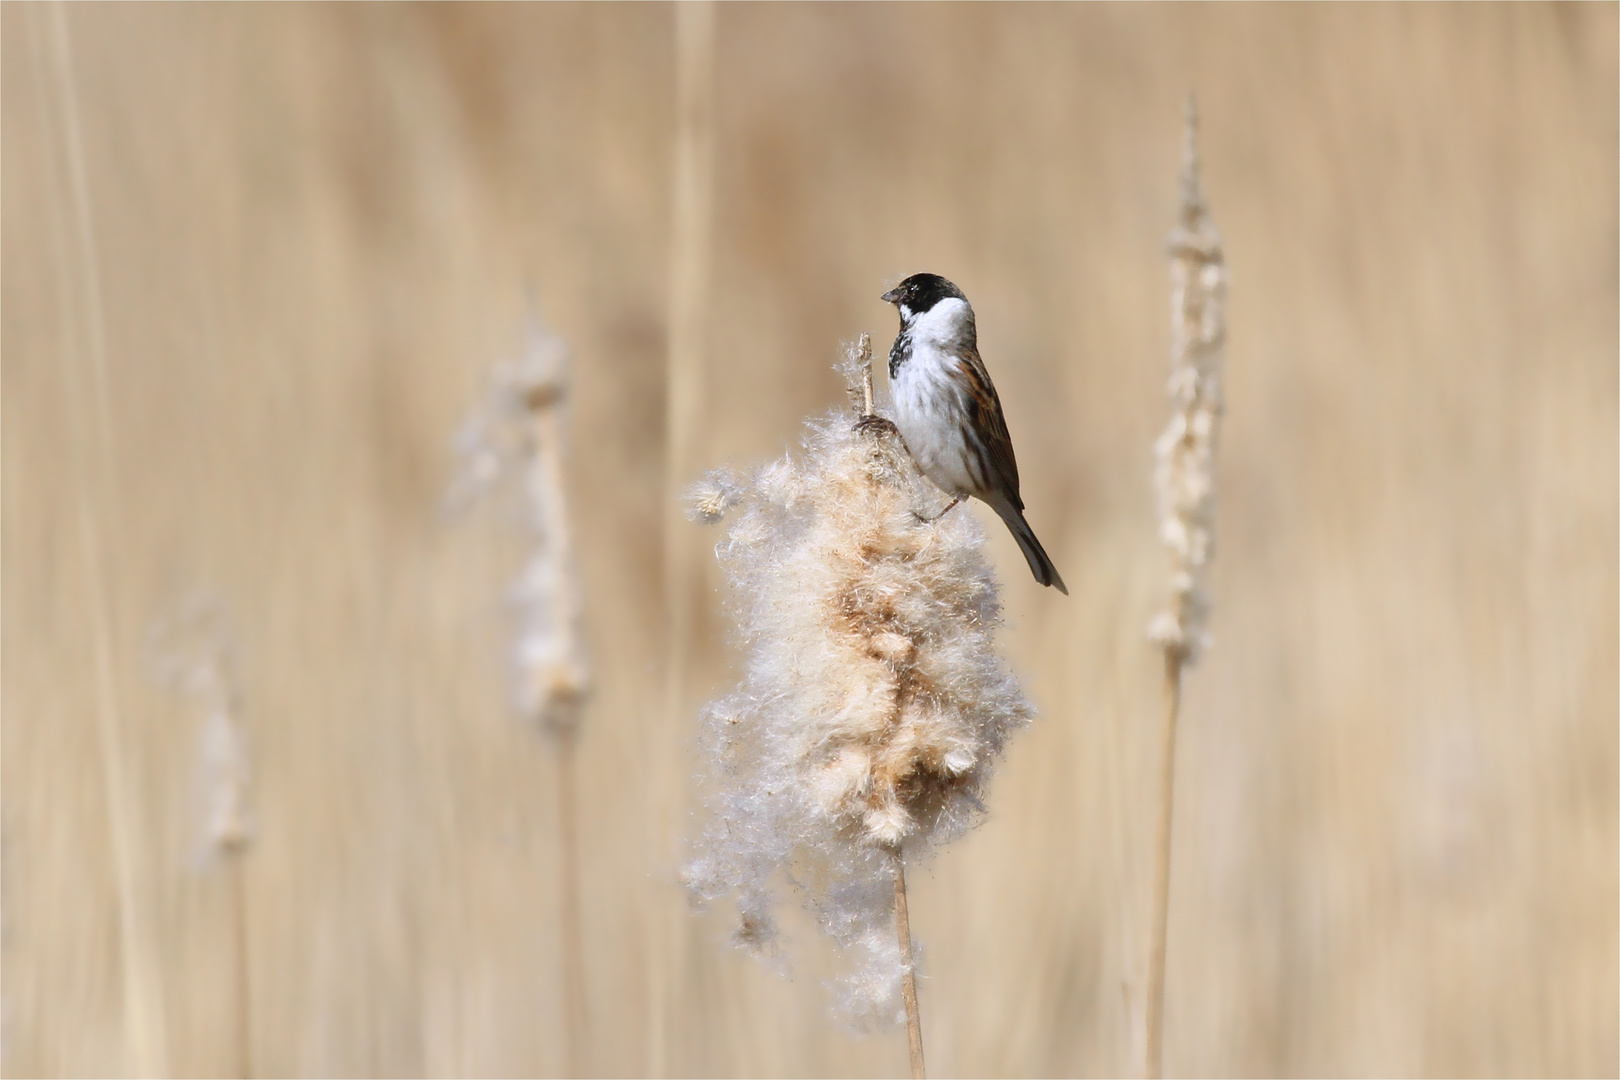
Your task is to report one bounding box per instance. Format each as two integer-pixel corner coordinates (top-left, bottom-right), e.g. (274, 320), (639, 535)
(3, 3), (1615, 1077)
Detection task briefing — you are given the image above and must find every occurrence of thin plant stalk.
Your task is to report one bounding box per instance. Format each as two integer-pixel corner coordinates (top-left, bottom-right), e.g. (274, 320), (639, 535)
(555, 727), (585, 1078)
(32, 6), (169, 1073)
(890, 848), (926, 1080)
(1144, 651), (1182, 1080)
(229, 860), (253, 1079)
(656, 2), (715, 1073)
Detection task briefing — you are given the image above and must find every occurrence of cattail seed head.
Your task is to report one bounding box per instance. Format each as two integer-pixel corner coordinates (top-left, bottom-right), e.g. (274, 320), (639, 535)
(684, 338), (1032, 1021)
(149, 595), (254, 862)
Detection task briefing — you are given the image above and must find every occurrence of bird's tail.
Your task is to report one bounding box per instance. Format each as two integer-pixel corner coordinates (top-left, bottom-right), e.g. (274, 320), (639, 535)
(993, 502), (1068, 595)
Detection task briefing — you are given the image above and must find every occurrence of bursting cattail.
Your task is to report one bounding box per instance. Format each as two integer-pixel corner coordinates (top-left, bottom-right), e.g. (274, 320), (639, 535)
(447, 314), (591, 733)
(684, 337), (1032, 1042)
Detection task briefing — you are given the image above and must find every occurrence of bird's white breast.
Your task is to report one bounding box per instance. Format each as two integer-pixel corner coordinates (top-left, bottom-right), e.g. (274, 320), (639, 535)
(890, 298), (978, 496)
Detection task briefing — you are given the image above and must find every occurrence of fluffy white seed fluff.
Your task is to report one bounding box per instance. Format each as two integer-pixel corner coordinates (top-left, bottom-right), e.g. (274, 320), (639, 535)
(447, 315), (590, 732)
(1149, 104), (1227, 666)
(683, 342), (1032, 1023)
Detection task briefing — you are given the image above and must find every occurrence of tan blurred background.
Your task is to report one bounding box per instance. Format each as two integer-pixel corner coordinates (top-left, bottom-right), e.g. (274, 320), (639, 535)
(4, 3), (1616, 1077)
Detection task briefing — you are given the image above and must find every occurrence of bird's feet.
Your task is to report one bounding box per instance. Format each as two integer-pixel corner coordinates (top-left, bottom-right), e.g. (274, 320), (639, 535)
(855, 413), (900, 439)
(913, 496), (963, 524)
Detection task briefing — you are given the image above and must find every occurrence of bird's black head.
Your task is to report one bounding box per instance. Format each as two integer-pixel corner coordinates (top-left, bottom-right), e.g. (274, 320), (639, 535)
(880, 273), (967, 322)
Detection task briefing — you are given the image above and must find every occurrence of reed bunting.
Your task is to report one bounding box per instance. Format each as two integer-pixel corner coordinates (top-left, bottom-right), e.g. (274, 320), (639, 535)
(881, 273), (1067, 593)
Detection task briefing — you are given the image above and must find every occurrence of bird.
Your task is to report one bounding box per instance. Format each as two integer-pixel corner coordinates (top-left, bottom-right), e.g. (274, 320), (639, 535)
(880, 273), (1068, 594)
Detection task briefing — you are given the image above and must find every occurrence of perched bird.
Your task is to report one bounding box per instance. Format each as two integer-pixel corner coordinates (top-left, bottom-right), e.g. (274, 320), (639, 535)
(881, 273), (1067, 593)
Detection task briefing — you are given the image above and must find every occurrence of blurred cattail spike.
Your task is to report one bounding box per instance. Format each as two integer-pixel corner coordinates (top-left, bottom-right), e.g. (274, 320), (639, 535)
(149, 594), (253, 861)
(1144, 98), (1227, 1080)
(447, 312), (592, 735)
(1149, 96), (1227, 667)
(685, 335), (1031, 1072)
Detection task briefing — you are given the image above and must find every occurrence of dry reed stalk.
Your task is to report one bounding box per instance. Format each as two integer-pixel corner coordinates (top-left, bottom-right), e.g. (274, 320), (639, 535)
(656, 2), (716, 1072)
(1144, 99), (1227, 1080)
(30, 5), (169, 1072)
(684, 335), (1032, 1070)
(446, 314), (591, 1073)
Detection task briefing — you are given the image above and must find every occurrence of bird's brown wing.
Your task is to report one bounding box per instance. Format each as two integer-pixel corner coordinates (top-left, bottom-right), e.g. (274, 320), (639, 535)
(952, 344), (1024, 511)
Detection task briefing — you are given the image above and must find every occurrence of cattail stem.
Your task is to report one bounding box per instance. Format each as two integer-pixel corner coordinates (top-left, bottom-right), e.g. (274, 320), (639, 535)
(555, 728), (586, 1075)
(890, 849), (926, 1080)
(1144, 650), (1183, 1079)
(859, 332), (875, 416)
(230, 859), (253, 1079)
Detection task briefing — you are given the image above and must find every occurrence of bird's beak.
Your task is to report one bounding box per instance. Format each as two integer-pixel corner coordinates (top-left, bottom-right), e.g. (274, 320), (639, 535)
(880, 288), (902, 304)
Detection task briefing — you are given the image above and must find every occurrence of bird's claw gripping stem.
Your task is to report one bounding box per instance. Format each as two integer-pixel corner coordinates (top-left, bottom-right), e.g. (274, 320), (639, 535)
(913, 496), (963, 524)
